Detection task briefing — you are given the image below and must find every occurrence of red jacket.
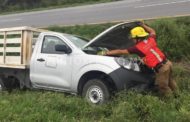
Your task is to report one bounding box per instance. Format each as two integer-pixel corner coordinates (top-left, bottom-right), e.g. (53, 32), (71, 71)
(136, 37), (166, 68)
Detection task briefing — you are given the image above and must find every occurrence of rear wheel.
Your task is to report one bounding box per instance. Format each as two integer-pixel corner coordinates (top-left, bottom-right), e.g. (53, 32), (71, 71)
(0, 76), (20, 92)
(0, 79), (5, 91)
(82, 79), (110, 104)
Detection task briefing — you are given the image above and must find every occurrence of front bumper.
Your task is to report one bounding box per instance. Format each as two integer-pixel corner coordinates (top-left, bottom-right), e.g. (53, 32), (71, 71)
(109, 67), (155, 91)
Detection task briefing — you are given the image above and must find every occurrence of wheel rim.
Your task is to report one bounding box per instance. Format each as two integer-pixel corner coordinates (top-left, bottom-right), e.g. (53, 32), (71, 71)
(88, 86), (104, 104)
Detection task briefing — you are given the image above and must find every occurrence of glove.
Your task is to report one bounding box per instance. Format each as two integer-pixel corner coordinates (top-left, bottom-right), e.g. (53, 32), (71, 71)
(135, 20), (144, 26)
(97, 50), (107, 56)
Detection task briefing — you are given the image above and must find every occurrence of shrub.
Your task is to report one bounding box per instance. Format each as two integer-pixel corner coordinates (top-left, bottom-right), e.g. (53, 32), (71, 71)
(149, 17), (190, 61)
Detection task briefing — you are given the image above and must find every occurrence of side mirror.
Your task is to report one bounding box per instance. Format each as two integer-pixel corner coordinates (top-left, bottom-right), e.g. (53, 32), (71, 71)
(55, 44), (72, 54)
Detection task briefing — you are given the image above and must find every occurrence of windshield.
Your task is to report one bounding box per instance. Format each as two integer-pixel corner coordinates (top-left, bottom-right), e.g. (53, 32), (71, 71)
(64, 34), (89, 48)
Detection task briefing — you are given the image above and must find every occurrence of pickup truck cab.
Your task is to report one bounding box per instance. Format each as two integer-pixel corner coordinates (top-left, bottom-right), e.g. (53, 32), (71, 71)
(0, 22), (154, 104)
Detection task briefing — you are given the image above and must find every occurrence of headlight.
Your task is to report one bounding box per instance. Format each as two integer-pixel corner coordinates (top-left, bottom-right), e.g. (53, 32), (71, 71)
(114, 57), (133, 69)
(114, 57), (139, 71)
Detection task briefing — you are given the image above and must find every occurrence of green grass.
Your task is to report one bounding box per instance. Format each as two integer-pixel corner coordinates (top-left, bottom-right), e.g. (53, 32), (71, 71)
(1, 16), (190, 121)
(1, 64), (190, 122)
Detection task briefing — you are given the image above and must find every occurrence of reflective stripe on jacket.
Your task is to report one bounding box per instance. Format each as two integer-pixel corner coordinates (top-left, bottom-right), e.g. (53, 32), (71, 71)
(135, 37), (166, 68)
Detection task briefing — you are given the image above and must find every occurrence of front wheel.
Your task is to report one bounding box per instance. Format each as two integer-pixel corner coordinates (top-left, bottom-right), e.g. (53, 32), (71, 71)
(82, 79), (110, 105)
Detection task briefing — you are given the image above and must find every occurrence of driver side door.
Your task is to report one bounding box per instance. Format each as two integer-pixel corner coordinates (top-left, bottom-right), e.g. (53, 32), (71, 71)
(31, 35), (72, 90)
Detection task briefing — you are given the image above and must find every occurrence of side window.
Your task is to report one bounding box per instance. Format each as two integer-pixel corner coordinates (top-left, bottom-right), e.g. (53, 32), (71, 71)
(41, 36), (67, 54)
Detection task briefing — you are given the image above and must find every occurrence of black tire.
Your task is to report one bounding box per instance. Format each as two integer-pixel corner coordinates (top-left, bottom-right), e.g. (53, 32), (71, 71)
(82, 79), (110, 105)
(0, 78), (5, 91)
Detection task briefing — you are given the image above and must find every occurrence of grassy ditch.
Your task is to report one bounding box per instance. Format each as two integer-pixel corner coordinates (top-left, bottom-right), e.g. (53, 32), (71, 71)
(0, 16), (190, 121)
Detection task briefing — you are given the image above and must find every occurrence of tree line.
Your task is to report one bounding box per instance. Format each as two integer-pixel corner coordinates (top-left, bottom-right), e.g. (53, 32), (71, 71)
(0, 0), (111, 13)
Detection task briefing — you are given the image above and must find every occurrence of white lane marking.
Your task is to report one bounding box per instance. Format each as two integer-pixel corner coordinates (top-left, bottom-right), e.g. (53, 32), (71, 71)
(0, 18), (22, 22)
(135, 0), (190, 8)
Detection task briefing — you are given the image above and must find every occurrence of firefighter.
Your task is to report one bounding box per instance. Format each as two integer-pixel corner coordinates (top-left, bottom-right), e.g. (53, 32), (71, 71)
(100, 22), (177, 96)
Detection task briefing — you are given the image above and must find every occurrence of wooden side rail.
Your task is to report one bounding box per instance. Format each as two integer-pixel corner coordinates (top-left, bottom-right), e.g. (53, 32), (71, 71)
(0, 26), (47, 69)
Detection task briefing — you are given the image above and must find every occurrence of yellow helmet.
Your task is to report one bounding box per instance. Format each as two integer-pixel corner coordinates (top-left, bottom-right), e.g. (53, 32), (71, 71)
(130, 27), (149, 38)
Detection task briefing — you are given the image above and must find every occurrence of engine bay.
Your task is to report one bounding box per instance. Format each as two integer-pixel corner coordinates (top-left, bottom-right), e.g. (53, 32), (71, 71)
(83, 46), (154, 74)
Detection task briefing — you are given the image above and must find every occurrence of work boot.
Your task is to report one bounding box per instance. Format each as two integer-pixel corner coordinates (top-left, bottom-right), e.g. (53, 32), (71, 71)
(159, 86), (173, 97)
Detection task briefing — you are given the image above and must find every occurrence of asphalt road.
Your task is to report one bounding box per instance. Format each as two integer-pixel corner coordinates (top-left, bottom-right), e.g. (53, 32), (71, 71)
(0, 0), (190, 28)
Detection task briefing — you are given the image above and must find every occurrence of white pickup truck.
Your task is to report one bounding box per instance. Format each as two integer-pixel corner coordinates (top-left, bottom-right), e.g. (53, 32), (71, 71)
(0, 22), (155, 104)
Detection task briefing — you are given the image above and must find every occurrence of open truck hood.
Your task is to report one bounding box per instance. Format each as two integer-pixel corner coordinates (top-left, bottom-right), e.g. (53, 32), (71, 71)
(83, 22), (138, 50)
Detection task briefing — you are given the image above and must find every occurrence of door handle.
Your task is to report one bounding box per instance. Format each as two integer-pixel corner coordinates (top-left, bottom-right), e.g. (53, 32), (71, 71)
(37, 58), (45, 62)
